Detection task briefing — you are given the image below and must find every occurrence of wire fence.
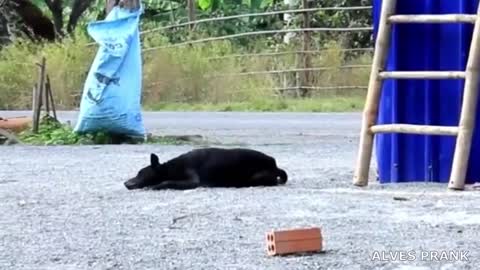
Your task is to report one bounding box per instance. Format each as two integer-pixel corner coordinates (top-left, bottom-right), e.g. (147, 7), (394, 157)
(137, 3), (374, 104)
(0, 4), (374, 109)
(141, 6), (373, 35)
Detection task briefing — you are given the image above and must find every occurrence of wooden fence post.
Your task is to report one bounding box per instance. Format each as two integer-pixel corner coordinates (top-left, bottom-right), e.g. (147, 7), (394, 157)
(32, 83), (37, 114)
(295, 0), (312, 98)
(302, 0), (312, 98)
(32, 57), (46, 133)
(46, 75), (58, 120)
(187, 0), (196, 31)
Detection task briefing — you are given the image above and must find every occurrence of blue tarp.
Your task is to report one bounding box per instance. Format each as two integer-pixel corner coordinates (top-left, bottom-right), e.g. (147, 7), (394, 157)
(373, 0), (480, 184)
(74, 5), (145, 137)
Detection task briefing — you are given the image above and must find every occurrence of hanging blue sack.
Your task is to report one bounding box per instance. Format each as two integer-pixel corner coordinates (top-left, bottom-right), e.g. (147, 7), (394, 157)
(74, 5), (145, 137)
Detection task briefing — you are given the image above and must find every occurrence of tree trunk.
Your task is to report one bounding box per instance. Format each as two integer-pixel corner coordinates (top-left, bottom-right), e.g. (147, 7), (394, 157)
(67, 0), (95, 33)
(44, 0), (64, 36)
(0, 12), (10, 45)
(1, 0), (55, 42)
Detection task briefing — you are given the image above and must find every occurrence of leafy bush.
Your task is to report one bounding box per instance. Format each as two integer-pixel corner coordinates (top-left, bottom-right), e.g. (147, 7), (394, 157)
(0, 36), (370, 111)
(18, 116), (108, 145)
(0, 0), (372, 111)
(17, 115), (202, 145)
(141, 0), (373, 50)
(0, 32), (95, 109)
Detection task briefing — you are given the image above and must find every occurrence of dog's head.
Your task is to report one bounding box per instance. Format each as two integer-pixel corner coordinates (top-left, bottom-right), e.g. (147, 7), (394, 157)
(124, 153), (166, 190)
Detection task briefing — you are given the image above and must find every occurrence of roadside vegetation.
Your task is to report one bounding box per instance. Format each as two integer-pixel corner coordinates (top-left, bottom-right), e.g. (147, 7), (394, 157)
(11, 115), (205, 146)
(0, 0), (372, 112)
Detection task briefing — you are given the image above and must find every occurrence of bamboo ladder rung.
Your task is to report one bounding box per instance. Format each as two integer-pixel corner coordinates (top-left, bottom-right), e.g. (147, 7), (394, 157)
(370, 124), (459, 136)
(388, 14), (477, 24)
(379, 71), (466, 79)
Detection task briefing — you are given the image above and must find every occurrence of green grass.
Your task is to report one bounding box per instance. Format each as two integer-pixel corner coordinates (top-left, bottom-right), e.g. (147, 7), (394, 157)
(0, 34), (370, 112)
(146, 96), (365, 112)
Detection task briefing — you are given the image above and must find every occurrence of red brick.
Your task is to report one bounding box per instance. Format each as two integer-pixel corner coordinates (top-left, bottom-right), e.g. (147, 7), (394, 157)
(266, 227), (323, 256)
(267, 238), (322, 256)
(266, 227), (321, 242)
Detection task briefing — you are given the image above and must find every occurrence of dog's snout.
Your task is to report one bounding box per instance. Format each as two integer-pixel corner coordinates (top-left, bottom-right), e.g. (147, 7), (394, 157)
(124, 180), (136, 190)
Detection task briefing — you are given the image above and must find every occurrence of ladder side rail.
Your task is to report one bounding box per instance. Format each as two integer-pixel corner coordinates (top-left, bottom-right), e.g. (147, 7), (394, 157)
(448, 3), (480, 190)
(353, 0), (398, 187)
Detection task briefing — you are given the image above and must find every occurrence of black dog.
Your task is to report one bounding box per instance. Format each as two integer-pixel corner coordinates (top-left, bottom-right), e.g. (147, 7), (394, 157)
(124, 147), (288, 190)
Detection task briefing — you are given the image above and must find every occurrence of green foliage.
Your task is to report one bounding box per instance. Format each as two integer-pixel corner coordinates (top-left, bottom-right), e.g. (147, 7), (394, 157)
(140, 0), (373, 49)
(31, 0), (46, 7)
(0, 35), (370, 111)
(0, 41), (37, 109)
(19, 0), (373, 52)
(146, 96), (365, 112)
(288, 0), (373, 52)
(77, 0), (108, 27)
(141, 0), (286, 48)
(0, 0), (372, 113)
(198, 0), (215, 11)
(16, 115), (201, 145)
(12, 0), (373, 51)
(0, 34), (95, 109)
(17, 115), (117, 145)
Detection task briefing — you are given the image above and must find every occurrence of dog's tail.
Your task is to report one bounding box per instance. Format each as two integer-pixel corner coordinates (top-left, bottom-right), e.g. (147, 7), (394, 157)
(276, 168), (288, 184)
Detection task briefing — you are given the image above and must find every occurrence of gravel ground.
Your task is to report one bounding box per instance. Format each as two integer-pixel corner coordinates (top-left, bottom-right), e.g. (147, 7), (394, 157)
(1, 111), (480, 270)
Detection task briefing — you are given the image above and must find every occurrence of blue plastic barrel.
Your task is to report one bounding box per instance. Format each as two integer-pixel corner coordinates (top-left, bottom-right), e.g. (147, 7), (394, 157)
(373, 0), (480, 184)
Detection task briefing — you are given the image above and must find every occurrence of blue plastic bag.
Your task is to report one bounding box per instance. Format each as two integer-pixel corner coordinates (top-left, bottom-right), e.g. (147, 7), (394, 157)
(74, 5), (145, 137)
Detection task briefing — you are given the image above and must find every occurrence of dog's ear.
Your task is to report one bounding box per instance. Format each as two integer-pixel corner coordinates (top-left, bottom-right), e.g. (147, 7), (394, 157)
(150, 153), (160, 167)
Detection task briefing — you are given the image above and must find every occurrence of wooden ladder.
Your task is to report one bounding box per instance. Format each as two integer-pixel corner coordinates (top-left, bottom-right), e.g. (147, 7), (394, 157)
(353, 0), (480, 190)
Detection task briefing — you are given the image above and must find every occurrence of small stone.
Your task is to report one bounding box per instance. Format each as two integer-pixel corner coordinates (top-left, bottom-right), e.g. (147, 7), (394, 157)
(435, 200), (445, 207)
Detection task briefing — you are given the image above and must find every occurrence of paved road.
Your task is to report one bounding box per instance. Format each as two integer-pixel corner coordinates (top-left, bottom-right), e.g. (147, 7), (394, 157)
(0, 111), (363, 145)
(1, 111), (479, 270)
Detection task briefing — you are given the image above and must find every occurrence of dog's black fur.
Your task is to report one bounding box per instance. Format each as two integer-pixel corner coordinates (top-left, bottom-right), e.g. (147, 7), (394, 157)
(124, 147), (288, 190)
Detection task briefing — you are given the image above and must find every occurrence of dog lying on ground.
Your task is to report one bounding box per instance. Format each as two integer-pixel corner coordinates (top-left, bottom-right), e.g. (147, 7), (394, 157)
(124, 147), (288, 190)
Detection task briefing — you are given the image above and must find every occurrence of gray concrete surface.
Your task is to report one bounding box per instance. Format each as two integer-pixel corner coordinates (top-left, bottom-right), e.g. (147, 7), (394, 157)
(1, 111), (479, 270)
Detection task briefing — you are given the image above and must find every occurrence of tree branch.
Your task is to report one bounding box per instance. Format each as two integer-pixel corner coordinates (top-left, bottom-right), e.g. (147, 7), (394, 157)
(43, 0), (63, 36)
(10, 0), (56, 41)
(67, 0), (95, 34)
